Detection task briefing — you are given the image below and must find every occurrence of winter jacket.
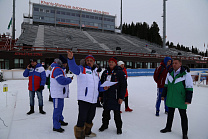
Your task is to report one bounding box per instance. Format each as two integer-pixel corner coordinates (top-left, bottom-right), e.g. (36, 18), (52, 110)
(153, 57), (172, 88)
(122, 67), (128, 97)
(50, 63), (72, 98)
(23, 63), (46, 91)
(67, 58), (105, 104)
(161, 66), (193, 109)
(46, 69), (51, 89)
(100, 66), (127, 110)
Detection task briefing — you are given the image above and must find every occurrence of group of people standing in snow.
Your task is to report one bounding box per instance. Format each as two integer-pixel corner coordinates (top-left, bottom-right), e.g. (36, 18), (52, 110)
(23, 51), (193, 139)
(23, 51), (133, 139)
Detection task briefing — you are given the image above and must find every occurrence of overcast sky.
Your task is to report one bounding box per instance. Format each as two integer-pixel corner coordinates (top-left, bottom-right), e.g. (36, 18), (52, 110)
(0, 0), (208, 51)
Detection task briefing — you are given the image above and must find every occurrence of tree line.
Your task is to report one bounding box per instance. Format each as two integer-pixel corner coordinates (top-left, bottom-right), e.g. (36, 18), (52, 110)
(122, 22), (206, 57)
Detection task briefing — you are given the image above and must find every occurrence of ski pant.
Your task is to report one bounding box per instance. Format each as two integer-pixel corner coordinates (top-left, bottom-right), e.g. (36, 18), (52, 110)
(124, 96), (129, 109)
(76, 100), (97, 127)
(101, 109), (122, 129)
(165, 107), (188, 135)
(156, 88), (168, 112)
(29, 90), (43, 106)
(53, 98), (64, 129)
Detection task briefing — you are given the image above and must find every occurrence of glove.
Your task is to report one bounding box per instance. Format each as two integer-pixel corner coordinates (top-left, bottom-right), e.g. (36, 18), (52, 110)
(37, 85), (44, 91)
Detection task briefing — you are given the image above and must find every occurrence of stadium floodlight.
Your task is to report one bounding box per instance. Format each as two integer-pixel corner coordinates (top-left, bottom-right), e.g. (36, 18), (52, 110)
(163, 0), (167, 49)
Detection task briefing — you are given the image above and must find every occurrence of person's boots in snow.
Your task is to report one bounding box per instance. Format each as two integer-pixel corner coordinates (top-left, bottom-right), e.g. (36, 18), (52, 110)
(53, 127), (64, 133)
(183, 135), (188, 139)
(27, 106), (34, 115)
(59, 120), (68, 126)
(117, 128), (122, 134)
(160, 128), (171, 133)
(99, 124), (108, 132)
(125, 107), (133, 112)
(156, 111), (159, 116)
(85, 123), (96, 137)
(39, 106), (46, 114)
(74, 126), (85, 139)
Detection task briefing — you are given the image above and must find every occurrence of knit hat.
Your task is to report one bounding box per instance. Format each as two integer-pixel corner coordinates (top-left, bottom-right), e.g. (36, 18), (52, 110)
(85, 55), (95, 61)
(30, 59), (37, 62)
(108, 56), (117, 65)
(117, 61), (124, 66)
(59, 55), (67, 64)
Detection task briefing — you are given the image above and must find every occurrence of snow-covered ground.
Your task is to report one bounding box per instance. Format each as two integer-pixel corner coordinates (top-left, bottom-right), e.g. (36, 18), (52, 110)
(0, 76), (207, 139)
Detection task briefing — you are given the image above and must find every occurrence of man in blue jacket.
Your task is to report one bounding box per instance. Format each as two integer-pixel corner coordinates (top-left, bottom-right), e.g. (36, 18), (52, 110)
(50, 57), (72, 133)
(23, 59), (46, 115)
(67, 51), (107, 139)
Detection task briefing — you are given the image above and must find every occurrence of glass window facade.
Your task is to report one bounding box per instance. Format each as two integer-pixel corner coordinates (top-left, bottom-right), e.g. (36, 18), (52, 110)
(33, 3), (115, 31)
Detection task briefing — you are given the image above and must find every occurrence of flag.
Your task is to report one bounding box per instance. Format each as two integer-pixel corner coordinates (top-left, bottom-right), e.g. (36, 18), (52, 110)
(7, 17), (12, 30)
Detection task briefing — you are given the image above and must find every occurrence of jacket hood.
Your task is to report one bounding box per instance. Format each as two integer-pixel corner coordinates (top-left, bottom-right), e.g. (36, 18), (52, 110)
(164, 57), (172, 66)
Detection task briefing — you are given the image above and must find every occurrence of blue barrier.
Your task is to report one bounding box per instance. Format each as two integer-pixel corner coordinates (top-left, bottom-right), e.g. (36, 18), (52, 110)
(127, 68), (208, 76)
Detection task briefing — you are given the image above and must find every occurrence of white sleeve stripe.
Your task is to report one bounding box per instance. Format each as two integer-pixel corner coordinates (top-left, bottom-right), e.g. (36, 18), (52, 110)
(55, 74), (64, 79)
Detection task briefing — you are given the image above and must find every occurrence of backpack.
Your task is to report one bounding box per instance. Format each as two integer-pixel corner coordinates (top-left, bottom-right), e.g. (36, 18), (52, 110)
(153, 65), (164, 83)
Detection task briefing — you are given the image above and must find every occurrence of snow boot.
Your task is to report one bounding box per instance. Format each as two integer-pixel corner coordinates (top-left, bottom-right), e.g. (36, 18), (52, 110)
(53, 127), (64, 133)
(117, 128), (122, 135)
(125, 107), (133, 112)
(27, 106), (34, 115)
(160, 128), (171, 133)
(156, 111), (159, 116)
(39, 106), (46, 114)
(59, 120), (68, 126)
(74, 125), (85, 139)
(183, 135), (188, 139)
(85, 123), (96, 137)
(99, 124), (108, 132)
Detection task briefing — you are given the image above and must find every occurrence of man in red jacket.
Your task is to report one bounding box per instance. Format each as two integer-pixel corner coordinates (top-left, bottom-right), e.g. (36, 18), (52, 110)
(153, 57), (172, 116)
(117, 61), (133, 112)
(23, 59), (46, 115)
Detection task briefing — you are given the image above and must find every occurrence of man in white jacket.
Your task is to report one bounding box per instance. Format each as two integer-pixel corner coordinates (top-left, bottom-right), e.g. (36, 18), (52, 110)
(67, 51), (108, 139)
(50, 57), (72, 133)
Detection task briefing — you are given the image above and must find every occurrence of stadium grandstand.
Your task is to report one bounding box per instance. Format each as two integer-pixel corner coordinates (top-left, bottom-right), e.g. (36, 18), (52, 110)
(0, 2), (207, 69)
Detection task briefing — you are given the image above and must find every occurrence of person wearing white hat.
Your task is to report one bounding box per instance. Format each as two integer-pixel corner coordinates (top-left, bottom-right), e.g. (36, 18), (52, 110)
(117, 61), (133, 112)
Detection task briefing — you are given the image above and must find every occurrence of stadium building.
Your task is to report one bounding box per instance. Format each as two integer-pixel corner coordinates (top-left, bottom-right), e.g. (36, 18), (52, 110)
(0, 1), (207, 70)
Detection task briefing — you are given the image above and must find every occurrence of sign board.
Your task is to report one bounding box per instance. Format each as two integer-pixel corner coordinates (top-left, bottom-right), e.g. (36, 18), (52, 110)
(3, 84), (8, 92)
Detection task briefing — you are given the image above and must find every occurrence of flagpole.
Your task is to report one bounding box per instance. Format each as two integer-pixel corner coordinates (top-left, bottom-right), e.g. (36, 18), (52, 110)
(12, 0), (15, 40)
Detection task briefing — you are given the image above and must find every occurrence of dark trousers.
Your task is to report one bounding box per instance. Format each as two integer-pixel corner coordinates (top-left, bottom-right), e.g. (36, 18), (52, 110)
(124, 96), (128, 109)
(102, 109), (122, 129)
(77, 100), (97, 127)
(165, 107), (188, 135)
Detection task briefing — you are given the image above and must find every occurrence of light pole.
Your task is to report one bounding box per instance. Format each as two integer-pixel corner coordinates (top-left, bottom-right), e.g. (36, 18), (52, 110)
(163, 0), (167, 49)
(120, 0), (122, 32)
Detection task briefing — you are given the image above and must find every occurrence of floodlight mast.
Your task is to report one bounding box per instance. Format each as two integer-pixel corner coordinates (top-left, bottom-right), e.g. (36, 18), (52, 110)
(163, 0), (167, 49)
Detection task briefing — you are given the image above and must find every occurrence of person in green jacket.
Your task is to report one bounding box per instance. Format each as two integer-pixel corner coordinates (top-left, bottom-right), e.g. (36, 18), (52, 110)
(160, 58), (193, 139)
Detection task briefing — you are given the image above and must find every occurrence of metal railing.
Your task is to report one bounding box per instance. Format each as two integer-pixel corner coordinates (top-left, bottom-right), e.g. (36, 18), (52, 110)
(0, 44), (207, 61)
